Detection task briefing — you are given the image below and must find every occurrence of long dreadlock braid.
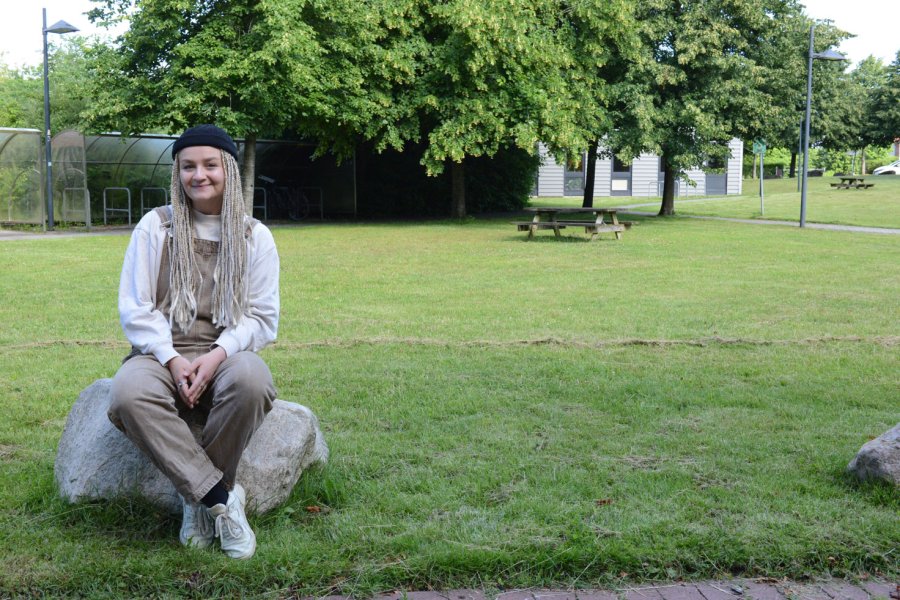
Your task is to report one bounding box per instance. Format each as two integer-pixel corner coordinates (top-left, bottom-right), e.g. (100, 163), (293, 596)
(168, 150), (249, 333)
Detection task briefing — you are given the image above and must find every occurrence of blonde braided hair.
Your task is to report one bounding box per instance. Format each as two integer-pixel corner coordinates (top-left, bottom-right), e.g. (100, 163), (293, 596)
(168, 150), (250, 333)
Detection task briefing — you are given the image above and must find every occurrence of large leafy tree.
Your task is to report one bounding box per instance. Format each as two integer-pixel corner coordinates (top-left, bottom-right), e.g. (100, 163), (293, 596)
(740, 18), (847, 179)
(545, 0), (645, 208)
(869, 50), (900, 150)
(0, 38), (94, 132)
(88, 0), (326, 213)
(283, 0), (426, 160)
(619, 0), (811, 215)
(817, 56), (888, 173)
(88, 0), (569, 218)
(409, 0), (575, 217)
(0, 62), (38, 128)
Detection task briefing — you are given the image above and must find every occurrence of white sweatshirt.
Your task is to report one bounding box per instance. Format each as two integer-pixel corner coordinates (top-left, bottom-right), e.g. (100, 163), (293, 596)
(118, 206), (280, 366)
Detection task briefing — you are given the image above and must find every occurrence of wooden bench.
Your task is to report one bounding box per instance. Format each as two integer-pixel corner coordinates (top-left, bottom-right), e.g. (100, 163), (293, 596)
(514, 221), (567, 232)
(514, 220), (634, 230)
(831, 183), (875, 189)
(519, 207), (631, 241)
(556, 220), (624, 231)
(832, 176), (874, 190)
(513, 220), (627, 241)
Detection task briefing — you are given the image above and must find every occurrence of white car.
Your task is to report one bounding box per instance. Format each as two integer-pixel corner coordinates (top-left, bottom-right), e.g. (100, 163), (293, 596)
(873, 159), (900, 175)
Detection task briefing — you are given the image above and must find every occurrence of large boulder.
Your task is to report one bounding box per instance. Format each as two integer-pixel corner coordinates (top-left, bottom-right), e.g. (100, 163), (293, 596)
(847, 423), (900, 486)
(54, 379), (329, 514)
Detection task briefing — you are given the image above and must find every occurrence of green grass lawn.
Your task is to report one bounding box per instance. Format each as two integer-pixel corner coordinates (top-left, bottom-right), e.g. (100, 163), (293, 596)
(1, 217), (898, 598)
(536, 175), (900, 229)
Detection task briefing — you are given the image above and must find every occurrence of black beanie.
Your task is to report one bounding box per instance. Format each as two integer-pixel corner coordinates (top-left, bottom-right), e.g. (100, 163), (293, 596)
(171, 124), (239, 160)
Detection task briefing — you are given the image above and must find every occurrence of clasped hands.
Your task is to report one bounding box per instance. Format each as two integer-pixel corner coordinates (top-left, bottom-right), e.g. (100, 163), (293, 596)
(166, 346), (227, 409)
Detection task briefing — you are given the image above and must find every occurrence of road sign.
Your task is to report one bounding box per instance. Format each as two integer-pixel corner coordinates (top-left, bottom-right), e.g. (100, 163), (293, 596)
(753, 140), (766, 155)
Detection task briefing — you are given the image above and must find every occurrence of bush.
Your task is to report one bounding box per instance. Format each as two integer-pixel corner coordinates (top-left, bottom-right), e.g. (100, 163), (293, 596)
(742, 146), (792, 178)
(356, 143), (539, 217)
(866, 146), (899, 172)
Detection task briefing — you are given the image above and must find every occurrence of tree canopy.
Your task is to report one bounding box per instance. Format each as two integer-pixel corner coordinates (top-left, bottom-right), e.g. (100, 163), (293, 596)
(411, 0), (591, 216)
(0, 37), (94, 132)
(869, 51), (900, 149)
(28, 0), (893, 216)
(88, 0), (336, 209)
(609, 0), (827, 214)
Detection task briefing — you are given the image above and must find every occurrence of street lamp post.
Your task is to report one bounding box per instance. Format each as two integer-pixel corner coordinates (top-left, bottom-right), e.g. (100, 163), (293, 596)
(799, 24), (846, 228)
(42, 8), (78, 231)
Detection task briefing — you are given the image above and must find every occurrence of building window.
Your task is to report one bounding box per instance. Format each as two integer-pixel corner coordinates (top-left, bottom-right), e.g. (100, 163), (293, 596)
(704, 156), (726, 174)
(612, 156), (630, 172)
(565, 154), (584, 174)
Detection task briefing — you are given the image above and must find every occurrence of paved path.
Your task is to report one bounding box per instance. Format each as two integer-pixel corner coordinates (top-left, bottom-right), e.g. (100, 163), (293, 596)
(0, 226), (133, 241)
(616, 211), (900, 235)
(312, 580), (898, 600)
(2, 213), (899, 241)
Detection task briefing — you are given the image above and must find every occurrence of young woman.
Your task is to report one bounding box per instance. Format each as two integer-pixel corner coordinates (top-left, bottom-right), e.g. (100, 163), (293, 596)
(108, 124), (279, 559)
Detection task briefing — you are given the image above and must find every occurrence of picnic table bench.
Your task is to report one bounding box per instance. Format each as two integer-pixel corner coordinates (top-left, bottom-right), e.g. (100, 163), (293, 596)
(514, 207), (632, 241)
(830, 176), (875, 190)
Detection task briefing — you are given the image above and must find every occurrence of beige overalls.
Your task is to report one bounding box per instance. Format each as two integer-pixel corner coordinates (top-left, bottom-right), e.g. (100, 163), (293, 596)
(109, 208), (276, 503)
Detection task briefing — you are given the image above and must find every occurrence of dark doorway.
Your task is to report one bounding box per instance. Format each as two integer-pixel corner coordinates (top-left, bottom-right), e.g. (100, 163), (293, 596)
(611, 156), (631, 196)
(564, 154), (585, 196)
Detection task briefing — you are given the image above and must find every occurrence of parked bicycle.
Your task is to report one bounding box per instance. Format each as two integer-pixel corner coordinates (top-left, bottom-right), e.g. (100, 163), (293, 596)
(254, 175), (322, 221)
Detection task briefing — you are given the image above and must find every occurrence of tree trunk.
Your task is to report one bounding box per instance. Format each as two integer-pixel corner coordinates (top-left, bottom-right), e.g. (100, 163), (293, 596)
(659, 157), (676, 216)
(582, 140), (599, 208)
(241, 133), (257, 217)
(751, 153), (757, 179)
(860, 147), (867, 175)
(789, 152), (797, 178)
(450, 159), (466, 218)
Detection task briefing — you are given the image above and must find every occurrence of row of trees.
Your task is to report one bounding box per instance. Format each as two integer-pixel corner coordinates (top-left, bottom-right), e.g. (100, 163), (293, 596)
(748, 51), (900, 179)
(2, 0), (899, 216)
(0, 38), (93, 134)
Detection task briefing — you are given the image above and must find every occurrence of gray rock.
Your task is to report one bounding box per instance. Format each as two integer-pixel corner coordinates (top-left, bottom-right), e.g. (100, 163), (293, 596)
(54, 379), (328, 514)
(847, 423), (900, 485)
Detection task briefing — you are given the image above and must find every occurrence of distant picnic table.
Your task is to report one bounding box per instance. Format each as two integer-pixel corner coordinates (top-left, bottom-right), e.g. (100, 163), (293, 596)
(514, 207), (632, 241)
(831, 176), (875, 190)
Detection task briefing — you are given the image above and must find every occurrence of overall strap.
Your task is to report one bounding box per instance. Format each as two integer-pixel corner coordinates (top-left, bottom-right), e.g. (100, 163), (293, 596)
(154, 205), (174, 232)
(244, 216), (260, 240)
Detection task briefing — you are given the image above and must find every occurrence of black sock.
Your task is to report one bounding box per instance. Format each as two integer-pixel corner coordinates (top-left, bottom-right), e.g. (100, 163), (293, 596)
(200, 481), (229, 509)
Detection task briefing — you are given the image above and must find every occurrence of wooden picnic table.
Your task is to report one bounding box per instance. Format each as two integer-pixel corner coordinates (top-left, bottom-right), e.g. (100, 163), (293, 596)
(514, 207), (630, 241)
(831, 176), (875, 190)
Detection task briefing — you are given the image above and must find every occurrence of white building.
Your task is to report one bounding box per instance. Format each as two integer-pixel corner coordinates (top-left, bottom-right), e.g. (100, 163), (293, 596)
(534, 139), (743, 198)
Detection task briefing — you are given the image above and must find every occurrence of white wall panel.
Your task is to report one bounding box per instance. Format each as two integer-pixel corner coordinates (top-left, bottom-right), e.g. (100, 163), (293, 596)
(536, 143), (565, 197)
(593, 151), (612, 197)
(632, 153), (660, 198)
(727, 138), (743, 195)
(681, 167), (706, 196)
(533, 139), (743, 197)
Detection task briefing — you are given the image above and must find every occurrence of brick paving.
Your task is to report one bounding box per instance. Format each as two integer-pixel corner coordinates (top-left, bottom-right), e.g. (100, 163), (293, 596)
(308, 580), (898, 600)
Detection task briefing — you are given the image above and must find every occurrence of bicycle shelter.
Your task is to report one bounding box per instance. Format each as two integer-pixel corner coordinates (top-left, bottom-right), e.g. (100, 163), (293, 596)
(2, 130), (357, 226)
(1, 128), (43, 225)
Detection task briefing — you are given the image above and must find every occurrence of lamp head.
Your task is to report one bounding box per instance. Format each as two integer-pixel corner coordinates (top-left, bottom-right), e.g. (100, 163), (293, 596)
(45, 20), (79, 34)
(812, 49), (847, 61)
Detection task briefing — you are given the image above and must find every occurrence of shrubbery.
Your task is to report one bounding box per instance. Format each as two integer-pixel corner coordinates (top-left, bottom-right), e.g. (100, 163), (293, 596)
(356, 144), (539, 217)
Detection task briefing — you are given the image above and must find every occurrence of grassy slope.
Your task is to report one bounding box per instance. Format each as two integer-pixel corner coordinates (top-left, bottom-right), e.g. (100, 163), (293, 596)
(535, 175), (900, 229)
(0, 217), (897, 597)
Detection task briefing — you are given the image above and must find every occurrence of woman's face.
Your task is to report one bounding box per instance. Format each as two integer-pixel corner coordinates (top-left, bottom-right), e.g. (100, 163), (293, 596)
(179, 146), (226, 214)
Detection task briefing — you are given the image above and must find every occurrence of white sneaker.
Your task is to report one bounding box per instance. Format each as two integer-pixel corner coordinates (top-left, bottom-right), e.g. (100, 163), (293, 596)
(207, 484), (256, 559)
(179, 498), (215, 549)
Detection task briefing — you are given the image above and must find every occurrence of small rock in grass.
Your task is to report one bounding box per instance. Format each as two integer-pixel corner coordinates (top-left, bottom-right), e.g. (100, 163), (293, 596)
(847, 423), (900, 486)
